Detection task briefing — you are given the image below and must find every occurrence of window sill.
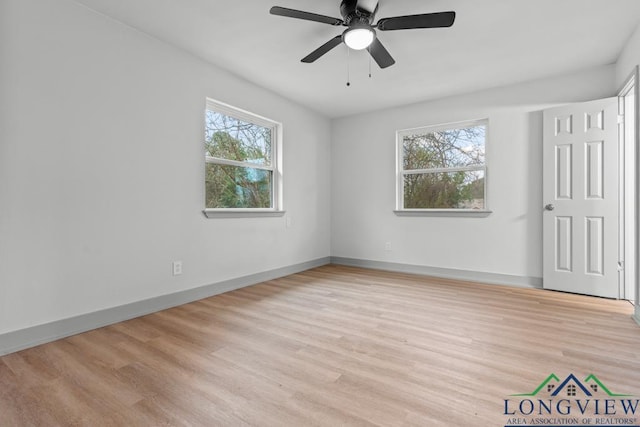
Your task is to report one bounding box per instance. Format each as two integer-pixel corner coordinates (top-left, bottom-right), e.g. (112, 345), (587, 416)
(394, 209), (492, 217)
(203, 209), (286, 219)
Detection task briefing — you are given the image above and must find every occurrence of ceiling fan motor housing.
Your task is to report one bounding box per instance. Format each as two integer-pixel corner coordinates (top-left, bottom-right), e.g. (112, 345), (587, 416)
(340, 0), (376, 25)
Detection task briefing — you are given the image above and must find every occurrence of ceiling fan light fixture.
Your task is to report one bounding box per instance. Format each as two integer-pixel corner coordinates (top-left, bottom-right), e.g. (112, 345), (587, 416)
(343, 26), (375, 50)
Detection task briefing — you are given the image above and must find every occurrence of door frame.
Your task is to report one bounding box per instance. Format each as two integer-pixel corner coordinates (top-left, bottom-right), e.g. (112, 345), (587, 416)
(618, 66), (640, 321)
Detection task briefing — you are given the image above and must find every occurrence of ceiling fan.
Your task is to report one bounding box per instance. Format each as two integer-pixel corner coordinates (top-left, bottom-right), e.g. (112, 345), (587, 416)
(270, 0), (456, 69)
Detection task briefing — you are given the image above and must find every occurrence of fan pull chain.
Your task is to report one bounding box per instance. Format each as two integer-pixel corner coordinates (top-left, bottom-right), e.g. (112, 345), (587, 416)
(346, 46), (351, 87)
(369, 54), (372, 78)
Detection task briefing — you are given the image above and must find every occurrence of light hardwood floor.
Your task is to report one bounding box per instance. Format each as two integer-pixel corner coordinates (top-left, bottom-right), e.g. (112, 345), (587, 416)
(1, 265), (639, 426)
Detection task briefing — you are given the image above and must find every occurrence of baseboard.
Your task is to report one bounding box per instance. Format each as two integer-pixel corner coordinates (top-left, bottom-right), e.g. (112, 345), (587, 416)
(330, 257), (543, 289)
(0, 257), (331, 356)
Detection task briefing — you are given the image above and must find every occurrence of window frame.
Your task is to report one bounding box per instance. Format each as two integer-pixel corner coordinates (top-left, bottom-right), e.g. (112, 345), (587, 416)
(395, 118), (492, 217)
(203, 98), (284, 218)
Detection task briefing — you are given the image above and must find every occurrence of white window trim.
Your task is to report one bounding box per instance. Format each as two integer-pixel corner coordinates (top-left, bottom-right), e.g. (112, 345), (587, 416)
(203, 98), (284, 218)
(395, 118), (492, 217)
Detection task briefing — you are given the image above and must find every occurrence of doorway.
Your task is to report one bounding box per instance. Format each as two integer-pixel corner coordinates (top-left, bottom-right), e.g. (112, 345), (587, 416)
(619, 67), (638, 304)
(541, 70), (639, 304)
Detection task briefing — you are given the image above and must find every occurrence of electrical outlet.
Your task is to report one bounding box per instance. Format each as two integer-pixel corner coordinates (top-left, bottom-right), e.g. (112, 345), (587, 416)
(172, 261), (183, 276)
(384, 242), (392, 251)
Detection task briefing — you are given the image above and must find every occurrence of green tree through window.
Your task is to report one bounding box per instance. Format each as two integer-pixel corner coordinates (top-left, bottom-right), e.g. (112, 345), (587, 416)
(204, 101), (279, 210)
(398, 120), (487, 210)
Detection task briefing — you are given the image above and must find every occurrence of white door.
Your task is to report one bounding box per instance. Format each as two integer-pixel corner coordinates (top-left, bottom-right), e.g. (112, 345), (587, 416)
(542, 98), (619, 298)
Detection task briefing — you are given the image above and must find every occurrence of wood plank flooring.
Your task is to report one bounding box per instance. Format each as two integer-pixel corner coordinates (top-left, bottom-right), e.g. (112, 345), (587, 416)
(1, 265), (639, 426)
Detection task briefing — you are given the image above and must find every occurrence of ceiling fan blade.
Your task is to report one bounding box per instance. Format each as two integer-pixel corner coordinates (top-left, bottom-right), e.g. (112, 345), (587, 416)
(367, 38), (395, 68)
(301, 35), (343, 63)
(376, 11), (455, 31)
(270, 6), (344, 26)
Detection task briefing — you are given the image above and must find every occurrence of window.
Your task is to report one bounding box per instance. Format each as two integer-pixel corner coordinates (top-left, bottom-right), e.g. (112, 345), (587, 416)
(396, 119), (489, 215)
(566, 384), (576, 397)
(204, 99), (282, 217)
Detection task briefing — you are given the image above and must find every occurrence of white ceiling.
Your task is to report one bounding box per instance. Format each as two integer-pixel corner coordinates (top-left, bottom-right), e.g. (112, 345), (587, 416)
(72, 0), (640, 118)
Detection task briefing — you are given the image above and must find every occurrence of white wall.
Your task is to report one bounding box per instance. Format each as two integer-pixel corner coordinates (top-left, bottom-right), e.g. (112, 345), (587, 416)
(0, 0), (634, 340)
(331, 66), (616, 280)
(0, 0), (331, 335)
(616, 23), (640, 88)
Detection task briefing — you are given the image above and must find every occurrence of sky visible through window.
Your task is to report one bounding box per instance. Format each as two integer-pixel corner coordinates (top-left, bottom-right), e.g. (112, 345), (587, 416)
(205, 110), (271, 166)
(402, 125), (485, 171)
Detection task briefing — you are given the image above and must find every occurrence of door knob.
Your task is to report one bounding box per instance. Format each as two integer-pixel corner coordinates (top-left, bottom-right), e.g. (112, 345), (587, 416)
(545, 204), (555, 211)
